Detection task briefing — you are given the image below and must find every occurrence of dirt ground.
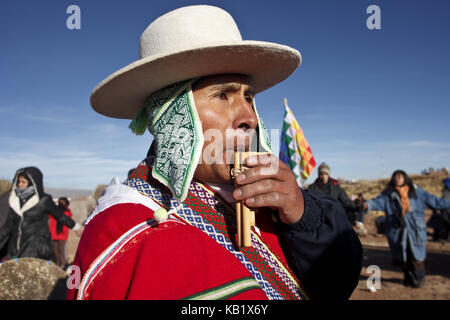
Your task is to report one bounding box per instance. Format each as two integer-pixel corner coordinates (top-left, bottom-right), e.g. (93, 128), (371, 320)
(66, 199), (450, 300)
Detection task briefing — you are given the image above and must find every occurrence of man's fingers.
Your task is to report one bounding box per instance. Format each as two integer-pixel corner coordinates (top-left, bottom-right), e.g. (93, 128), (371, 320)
(235, 164), (289, 185)
(235, 153), (293, 184)
(233, 179), (282, 201)
(244, 154), (289, 170)
(244, 192), (283, 208)
(245, 154), (278, 167)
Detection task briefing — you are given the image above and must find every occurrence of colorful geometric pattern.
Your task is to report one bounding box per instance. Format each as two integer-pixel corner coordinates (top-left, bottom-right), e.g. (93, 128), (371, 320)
(186, 182), (306, 300)
(279, 102), (316, 186)
(145, 79), (204, 201)
(125, 160), (309, 300)
(126, 177), (282, 300)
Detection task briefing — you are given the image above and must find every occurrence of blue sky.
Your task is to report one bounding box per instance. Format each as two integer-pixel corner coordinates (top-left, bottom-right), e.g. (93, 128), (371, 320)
(1, 0), (449, 189)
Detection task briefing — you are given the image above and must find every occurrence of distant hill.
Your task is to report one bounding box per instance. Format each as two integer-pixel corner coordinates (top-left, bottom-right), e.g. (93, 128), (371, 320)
(339, 173), (448, 200)
(0, 179), (92, 199)
(44, 187), (92, 199)
(0, 180), (11, 196)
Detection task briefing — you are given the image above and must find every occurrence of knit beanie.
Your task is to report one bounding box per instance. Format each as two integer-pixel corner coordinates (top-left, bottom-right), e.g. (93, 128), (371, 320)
(318, 162), (330, 175)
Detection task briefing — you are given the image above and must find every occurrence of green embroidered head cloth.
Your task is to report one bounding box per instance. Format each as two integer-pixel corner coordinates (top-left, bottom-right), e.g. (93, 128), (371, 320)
(130, 79), (272, 201)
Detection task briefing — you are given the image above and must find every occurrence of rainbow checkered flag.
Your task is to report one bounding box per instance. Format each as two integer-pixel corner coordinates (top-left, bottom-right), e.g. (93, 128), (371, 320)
(279, 98), (316, 187)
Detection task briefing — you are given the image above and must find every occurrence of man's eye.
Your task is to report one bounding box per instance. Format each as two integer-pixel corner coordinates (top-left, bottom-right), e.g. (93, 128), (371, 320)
(216, 92), (227, 100)
(245, 96), (253, 104)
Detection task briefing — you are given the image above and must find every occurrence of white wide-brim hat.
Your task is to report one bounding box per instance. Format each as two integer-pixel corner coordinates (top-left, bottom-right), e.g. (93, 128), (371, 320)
(91, 5), (302, 119)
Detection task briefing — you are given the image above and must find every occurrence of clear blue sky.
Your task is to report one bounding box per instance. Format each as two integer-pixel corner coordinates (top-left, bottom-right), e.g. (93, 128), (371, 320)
(1, 0), (449, 189)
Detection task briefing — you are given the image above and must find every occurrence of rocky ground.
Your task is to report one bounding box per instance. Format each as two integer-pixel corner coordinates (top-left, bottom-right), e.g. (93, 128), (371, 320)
(0, 258), (67, 299)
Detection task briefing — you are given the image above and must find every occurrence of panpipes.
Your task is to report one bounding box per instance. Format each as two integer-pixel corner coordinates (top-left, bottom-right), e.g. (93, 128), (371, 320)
(232, 152), (269, 247)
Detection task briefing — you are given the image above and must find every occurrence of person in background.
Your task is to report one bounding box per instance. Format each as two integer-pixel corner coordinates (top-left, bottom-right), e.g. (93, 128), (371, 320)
(374, 211), (386, 235)
(0, 167), (83, 262)
(427, 177), (450, 243)
(0, 188), (11, 259)
(309, 163), (367, 235)
(352, 193), (368, 235)
(49, 197), (72, 268)
(0, 187), (11, 230)
(364, 170), (450, 288)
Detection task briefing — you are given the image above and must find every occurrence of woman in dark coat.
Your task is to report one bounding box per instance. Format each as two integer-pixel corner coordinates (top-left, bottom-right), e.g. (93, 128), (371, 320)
(0, 167), (82, 262)
(366, 170), (450, 287)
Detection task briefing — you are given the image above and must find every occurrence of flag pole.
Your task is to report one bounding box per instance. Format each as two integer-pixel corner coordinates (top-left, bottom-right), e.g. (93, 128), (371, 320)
(283, 97), (288, 108)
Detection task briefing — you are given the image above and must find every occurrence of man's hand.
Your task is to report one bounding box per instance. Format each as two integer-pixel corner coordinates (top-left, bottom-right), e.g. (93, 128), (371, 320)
(74, 227), (84, 237)
(232, 154), (305, 225)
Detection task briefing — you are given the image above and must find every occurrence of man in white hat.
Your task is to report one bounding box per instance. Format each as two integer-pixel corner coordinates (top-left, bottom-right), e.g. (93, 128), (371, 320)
(68, 5), (362, 300)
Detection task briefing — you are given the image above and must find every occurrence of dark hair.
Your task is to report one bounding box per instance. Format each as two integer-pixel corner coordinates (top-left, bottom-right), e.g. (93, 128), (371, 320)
(17, 172), (31, 185)
(58, 197), (70, 206)
(385, 169), (416, 198)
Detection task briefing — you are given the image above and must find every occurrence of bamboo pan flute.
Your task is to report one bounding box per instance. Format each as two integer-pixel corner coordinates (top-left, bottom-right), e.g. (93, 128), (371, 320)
(233, 151), (269, 247)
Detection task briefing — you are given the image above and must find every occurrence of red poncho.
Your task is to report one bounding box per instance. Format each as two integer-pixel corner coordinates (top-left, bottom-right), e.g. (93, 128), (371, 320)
(67, 162), (308, 300)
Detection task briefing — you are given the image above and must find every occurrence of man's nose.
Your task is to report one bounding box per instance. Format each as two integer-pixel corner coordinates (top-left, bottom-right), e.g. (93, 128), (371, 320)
(232, 97), (258, 131)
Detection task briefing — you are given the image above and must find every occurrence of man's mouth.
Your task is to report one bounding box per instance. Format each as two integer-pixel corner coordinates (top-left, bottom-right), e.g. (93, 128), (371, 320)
(225, 130), (256, 152)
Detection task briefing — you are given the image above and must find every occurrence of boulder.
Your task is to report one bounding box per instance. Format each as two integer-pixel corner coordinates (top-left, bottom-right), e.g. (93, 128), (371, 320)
(0, 257), (68, 300)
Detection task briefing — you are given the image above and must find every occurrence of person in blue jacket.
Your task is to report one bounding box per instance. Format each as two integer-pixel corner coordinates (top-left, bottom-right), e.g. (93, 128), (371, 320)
(365, 170), (450, 287)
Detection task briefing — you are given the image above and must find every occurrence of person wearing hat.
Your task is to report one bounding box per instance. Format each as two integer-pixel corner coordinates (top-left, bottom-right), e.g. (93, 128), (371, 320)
(49, 197), (73, 268)
(309, 163), (365, 231)
(68, 5), (362, 300)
